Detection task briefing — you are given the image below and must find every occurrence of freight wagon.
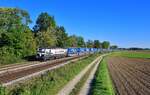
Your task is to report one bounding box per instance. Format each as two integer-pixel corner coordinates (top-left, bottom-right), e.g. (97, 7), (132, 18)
(36, 47), (102, 61)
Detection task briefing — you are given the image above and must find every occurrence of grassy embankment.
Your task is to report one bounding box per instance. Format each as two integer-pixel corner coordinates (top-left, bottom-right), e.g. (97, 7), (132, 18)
(111, 51), (150, 58)
(0, 54), (99, 95)
(91, 58), (115, 95)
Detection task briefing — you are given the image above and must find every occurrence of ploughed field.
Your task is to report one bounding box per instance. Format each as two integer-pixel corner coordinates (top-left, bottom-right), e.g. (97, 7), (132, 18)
(107, 57), (150, 95)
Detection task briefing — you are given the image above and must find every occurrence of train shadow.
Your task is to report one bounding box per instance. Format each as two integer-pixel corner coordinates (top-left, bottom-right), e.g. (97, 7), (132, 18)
(23, 55), (37, 61)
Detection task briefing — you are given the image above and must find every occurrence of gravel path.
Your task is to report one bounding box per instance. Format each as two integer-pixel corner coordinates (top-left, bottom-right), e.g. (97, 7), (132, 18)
(78, 54), (107, 95)
(78, 57), (102, 95)
(57, 54), (107, 95)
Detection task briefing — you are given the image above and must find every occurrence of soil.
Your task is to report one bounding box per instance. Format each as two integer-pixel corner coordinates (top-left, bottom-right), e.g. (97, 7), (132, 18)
(107, 57), (150, 95)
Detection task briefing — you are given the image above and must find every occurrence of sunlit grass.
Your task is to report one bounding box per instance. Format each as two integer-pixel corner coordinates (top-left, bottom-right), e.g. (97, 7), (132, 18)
(91, 58), (115, 95)
(111, 51), (150, 58)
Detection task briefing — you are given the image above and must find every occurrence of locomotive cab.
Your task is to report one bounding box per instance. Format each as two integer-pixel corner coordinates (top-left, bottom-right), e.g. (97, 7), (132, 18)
(36, 48), (67, 61)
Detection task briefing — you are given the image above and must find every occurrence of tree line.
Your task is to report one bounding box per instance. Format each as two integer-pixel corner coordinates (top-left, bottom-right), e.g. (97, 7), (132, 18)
(0, 8), (115, 64)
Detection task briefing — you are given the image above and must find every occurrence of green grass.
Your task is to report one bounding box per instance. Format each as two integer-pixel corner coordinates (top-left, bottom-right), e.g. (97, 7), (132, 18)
(1, 54), (99, 95)
(91, 58), (115, 95)
(111, 51), (150, 58)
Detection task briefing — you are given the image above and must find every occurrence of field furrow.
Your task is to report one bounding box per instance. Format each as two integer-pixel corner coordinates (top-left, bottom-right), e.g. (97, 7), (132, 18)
(107, 57), (150, 95)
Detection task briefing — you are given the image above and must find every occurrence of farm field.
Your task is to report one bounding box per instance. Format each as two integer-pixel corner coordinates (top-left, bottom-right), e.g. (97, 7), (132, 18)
(107, 52), (150, 95)
(111, 51), (150, 58)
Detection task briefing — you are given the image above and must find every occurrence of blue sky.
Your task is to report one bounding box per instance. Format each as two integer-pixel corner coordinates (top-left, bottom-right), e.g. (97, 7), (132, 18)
(0, 0), (150, 48)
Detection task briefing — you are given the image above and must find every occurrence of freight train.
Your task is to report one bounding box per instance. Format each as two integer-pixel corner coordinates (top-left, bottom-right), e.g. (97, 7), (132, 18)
(36, 47), (101, 61)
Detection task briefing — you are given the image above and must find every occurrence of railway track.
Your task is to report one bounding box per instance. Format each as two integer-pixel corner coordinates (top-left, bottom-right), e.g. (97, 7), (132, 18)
(0, 55), (88, 86)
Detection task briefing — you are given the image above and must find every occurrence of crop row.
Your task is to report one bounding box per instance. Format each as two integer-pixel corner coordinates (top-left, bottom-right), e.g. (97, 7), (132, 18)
(107, 57), (150, 95)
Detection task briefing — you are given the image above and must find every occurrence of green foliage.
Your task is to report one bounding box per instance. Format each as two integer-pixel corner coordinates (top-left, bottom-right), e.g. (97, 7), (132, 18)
(55, 26), (68, 48)
(111, 51), (150, 58)
(66, 35), (78, 47)
(0, 30), (36, 64)
(0, 8), (31, 31)
(94, 40), (101, 48)
(77, 36), (85, 47)
(33, 12), (56, 32)
(110, 45), (118, 49)
(91, 58), (115, 95)
(66, 35), (85, 47)
(0, 7), (113, 65)
(3, 54), (99, 95)
(102, 41), (110, 49)
(0, 8), (36, 64)
(86, 40), (94, 48)
(86, 40), (102, 48)
(35, 31), (56, 48)
(0, 47), (19, 64)
(0, 85), (6, 95)
(33, 12), (57, 48)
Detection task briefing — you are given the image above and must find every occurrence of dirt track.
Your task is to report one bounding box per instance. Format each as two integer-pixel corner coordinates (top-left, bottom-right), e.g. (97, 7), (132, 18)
(107, 57), (150, 95)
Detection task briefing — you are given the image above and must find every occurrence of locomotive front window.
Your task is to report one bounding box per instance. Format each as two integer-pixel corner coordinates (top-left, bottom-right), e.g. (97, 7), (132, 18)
(38, 49), (45, 53)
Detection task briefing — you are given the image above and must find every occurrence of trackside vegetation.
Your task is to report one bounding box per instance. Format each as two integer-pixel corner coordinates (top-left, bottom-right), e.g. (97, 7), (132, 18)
(91, 58), (115, 95)
(0, 7), (111, 65)
(0, 54), (99, 95)
(111, 51), (150, 58)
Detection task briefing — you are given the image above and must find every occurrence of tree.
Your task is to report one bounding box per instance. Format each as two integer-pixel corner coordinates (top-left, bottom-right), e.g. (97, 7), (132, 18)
(102, 41), (110, 49)
(33, 12), (57, 48)
(110, 45), (118, 49)
(66, 35), (78, 47)
(86, 40), (94, 48)
(35, 31), (56, 48)
(0, 8), (31, 32)
(55, 26), (68, 48)
(93, 40), (100, 48)
(77, 36), (85, 47)
(33, 12), (56, 32)
(0, 8), (36, 64)
(66, 35), (85, 47)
